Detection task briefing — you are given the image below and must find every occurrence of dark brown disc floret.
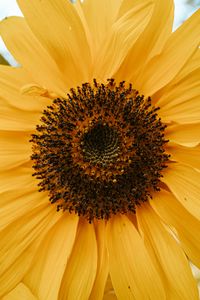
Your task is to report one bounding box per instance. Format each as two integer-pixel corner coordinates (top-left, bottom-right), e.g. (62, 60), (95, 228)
(30, 79), (169, 222)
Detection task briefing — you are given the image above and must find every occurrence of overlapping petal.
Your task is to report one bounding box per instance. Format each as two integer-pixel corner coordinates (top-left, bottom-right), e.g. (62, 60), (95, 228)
(155, 66), (200, 124)
(167, 142), (200, 169)
(0, 165), (36, 192)
(106, 215), (165, 300)
(93, 1), (154, 80)
(17, 0), (92, 86)
(74, 0), (122, 56)
(2, 283), (38, 300)
(24, 214), (78, 300)
(58, 218), (97, 300)
(140, 8), (200, 96)
(89, 221), (109, 300)
(165, 123), (200, 145)
(0, 17), (66, 94)
(0, 66), (50, 131)
(0, 65), (50, 111)
(162, 163), (200, 220)
(0, 130), (31, 170)
(116, 0), (174, 84)
(0, 189), (47, 231)
(137, 203), (199, 299)
(0, 0), (200, 299)
(151, 189), (200, 269)
(0, 205), (60, 298)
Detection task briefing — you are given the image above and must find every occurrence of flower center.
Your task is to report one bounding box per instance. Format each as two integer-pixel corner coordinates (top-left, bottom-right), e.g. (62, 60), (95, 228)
(31, 79), (169, 222)
(81, 123), (120, 166)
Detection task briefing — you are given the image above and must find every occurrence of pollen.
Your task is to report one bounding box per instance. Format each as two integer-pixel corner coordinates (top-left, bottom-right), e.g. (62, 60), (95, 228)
(30, 79), (169, 222)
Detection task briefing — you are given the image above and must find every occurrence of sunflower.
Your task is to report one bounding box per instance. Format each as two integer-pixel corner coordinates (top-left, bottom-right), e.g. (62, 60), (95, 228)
(0, 0), (200, 299)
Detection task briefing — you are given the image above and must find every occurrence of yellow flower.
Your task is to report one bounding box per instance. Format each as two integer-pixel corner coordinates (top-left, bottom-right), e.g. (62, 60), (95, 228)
(0, 0), (200, 299)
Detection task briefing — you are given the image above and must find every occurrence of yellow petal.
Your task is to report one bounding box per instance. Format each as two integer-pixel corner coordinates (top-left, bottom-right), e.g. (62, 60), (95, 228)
(0, 204), (59, 298)
(0, 105), (41, 131)
(116, 0), (174, 84)
(151, 189), (200, 269)
(0, 205), (53, 277)
(17, 0), (91, 86)
(140, 9), (200, 96)
(0, 252), (37, 299)
(0, 131), (31, 170)
(58, 218), (97, 300)
(24, 214), (78, 300)
(165, 123), (200, 145)
(0, 165), (36, 192)
(75, 0), (122, 56)
(154, 46), (200, 103)
(0, 65), (50, 112)
(135, 0), (174, 61)
(0, 17), (66, 94)
(162, 163), (200, 220)
(0, 165), (46, 230)
(0, 189), (47, 231)
(155, 68), (200, 124)
(94, 1), (153, 80)
(167, 142), (200, 169)
(0, 67), (51, 131)
(89, 221), (109, 300)
(171, 47), (200, 84)
(2, 283), (37, 300)
(106, 214), (165, 300)
(137, 203), (199, 300)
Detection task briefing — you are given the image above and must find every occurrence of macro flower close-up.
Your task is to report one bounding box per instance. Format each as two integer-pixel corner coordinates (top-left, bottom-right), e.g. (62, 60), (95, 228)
(0, 0), (200, 299)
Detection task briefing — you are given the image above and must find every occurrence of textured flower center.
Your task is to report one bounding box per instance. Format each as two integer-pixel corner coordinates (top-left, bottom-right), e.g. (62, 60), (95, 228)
(31, 79), (169, 222)
(81, 123), (120, 166)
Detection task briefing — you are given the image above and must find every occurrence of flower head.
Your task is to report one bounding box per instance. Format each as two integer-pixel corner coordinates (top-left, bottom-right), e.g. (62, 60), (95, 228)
(0, 0), (200, 299)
